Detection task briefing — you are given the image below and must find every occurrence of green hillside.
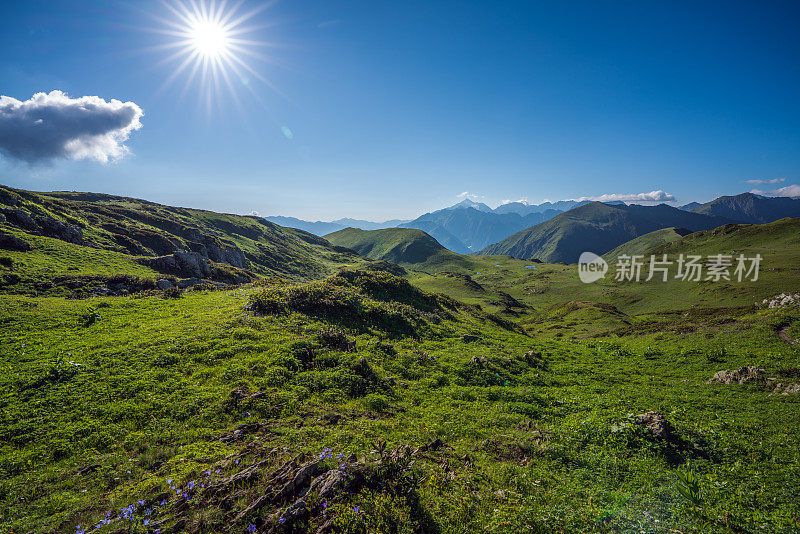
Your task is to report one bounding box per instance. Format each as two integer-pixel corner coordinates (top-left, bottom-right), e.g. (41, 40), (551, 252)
(413, 218), (800, 318)
(480, 202), (730, 263)
(3, 188), (800, 534)
(603, 227), (692, 260)
(0, 185), (365, 294)
(324, 227), (475, 271)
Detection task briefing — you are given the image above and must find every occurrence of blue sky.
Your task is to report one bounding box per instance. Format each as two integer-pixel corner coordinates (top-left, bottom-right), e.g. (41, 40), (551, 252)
(1, 0), (799, 220)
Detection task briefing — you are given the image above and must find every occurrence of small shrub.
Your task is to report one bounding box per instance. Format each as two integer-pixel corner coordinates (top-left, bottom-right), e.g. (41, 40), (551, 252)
(81, 309), (101, 327)
(317, 327), (355, 352)
(363, 393), (390, 412)
(706, 347), (727, 363)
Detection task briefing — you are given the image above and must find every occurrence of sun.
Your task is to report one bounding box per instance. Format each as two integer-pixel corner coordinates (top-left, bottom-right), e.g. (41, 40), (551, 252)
(148, 0), (277, 111)
(189, 19), (230, 59)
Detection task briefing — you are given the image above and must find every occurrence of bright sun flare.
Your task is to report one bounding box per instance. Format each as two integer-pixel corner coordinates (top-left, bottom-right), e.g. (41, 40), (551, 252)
(189, 20), (230, 58)
(151, 0), (275, 110)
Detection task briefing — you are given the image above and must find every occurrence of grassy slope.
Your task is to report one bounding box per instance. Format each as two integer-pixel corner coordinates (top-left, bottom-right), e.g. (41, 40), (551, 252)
(0, 185), (365, 283)
(324, 227), (477, 272)
(2, 274), (799, 533)
(413, 218), (800, 321)
(479, 202), (730, 263)
(0, 227), (161, 292)
(3, 192), (800, 533)
(602, 227), (692, 260)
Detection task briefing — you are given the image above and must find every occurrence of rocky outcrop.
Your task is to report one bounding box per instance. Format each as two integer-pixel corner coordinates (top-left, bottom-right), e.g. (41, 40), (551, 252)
(633, 411), (672, 439)
(140, 250), (213, 278)
(0, 232), (32, 251)
(0, 208), (83, 244)
(759, 293), (800, 308)
(707, 366), (764, 385)
(36, 215), (83, 244)
(156, 279), (174, 291)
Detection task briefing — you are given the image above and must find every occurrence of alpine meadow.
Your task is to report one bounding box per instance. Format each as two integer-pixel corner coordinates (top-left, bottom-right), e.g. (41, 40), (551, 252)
(1, 2), (799, 534)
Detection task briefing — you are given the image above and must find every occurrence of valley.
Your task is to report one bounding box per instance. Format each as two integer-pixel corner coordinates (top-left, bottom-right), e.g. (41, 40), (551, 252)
(1, 186), (799, 533)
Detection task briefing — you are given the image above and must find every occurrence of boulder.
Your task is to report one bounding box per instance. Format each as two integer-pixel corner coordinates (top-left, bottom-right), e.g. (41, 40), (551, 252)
(633, 411), (672, 439)
(35, 216), (83, 244)
(176, 277), (203, 289)
(156, 279), (174, 291)
(307, 469), (347, 500)
(0, 232), (32, 251)
(174, 249), (212, 277)
(0, 209), (37, 230)
(707, 366), (764, 385)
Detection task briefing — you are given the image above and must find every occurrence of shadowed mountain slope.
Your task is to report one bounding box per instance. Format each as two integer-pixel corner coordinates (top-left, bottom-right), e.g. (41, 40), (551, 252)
(479, 202), (732, 263)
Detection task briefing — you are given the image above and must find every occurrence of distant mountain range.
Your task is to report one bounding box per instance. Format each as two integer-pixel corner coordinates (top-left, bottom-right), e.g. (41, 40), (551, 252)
(267, 192), (800, 262)
(480, 202), (733, 263)
(690, 192), (800, 223)
(399, 207), (562, 253)
(262, 216), (409, 236)
(480, 193), (800, 262)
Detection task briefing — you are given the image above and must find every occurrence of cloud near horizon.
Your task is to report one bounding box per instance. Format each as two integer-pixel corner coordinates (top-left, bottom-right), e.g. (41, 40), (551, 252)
(743, 178), (785, 185)
(750, 184), (800, 198)
(500, 197), (529, 205)
(456, 191), (482, 200)
(570, 190), (676, 203)
(0, 90), (143, 164)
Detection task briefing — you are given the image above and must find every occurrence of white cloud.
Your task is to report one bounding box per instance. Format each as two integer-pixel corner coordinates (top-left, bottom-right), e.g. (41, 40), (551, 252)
(743, 178), (785, 185)
(249, 210), (261, 217)
(0, 90), (143, 164)
(457, 191), (481, 200)
(500, 197), (529, 205)
(569, 190), (676, 203)
(750, 184), (800, 198)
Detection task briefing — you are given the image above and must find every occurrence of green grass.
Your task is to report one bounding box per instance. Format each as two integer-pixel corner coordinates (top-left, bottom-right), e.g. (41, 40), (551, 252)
(1, 274), (799, 533)
(603, 227), (691, 260)
(1, 185), (367, 282)
(3, 189), (800, 534)
(0, 228), (161, 295)
(324, 227), (476, 272)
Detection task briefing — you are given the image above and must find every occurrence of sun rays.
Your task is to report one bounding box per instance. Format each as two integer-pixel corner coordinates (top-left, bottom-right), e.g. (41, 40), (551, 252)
(146, 0), (280, 115)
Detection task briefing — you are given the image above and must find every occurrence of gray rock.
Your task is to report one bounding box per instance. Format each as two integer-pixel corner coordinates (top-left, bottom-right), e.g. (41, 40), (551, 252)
(0, 232), (32, 251)
(633, 411), (672, 439)
(707, 366), (764, 385)
(307, 469), (347, 500)
(0, 209), (37, 230)
(35, 216), (83, 244)
(156, 279), (174, 291)
(174, 249), (212, 277)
